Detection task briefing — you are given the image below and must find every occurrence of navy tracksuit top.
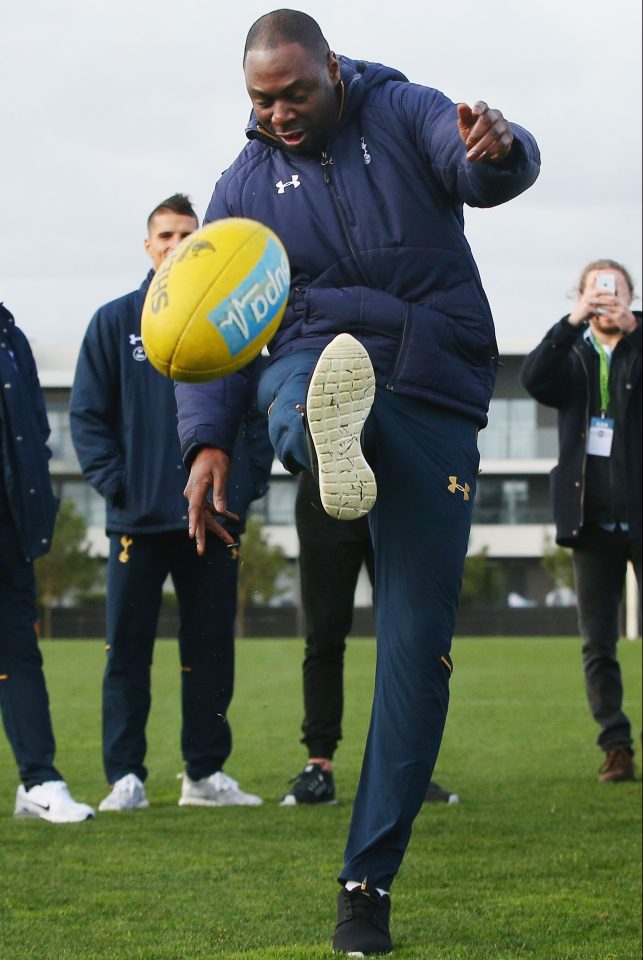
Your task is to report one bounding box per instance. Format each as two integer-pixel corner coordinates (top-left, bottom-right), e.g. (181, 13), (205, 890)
(174, 56), (540, 443)
(70, 273), (272, 535)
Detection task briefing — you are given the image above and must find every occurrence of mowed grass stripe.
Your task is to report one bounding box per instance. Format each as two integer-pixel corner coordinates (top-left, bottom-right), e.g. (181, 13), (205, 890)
(0, 637), (640, 959)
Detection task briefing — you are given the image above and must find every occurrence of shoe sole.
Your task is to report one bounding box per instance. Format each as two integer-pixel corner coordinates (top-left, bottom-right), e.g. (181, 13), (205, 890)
(14, 807), (95, 823)
(279, 796), (338, 807)
(306, 334), (376, 521)
(178, 797), (262, 807)
(97, 800), (149, 812)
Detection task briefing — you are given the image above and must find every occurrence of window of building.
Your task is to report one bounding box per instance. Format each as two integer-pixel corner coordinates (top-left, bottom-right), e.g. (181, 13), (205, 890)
(45, 395), (79, 467)
(54, 480), (105, 528)
(479, 398), (557, 459)
(474, 476), (551, 524)
(249, 475), (297, 525)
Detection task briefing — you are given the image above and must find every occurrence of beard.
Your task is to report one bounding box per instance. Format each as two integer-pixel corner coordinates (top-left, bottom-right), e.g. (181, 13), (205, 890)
(592, 314), (621, 336)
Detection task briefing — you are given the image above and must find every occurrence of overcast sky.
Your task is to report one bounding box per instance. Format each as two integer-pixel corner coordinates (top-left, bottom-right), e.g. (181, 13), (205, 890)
(2, 0), (641, 351)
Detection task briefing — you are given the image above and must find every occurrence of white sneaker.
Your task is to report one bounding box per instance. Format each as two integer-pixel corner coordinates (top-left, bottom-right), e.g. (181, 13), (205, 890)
(98, 773), (149, 812)
(14, 781), (95, 823)
(306, 333), (377, 520)
(178, 771), (263, 807)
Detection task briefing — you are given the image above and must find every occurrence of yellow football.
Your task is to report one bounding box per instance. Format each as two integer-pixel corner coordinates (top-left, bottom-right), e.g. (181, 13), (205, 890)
(141, 218), (290, 381)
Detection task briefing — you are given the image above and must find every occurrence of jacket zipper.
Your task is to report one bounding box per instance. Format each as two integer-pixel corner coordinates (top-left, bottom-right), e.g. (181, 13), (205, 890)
(385, 304), (410, 390)
(321, 152), (370, 286)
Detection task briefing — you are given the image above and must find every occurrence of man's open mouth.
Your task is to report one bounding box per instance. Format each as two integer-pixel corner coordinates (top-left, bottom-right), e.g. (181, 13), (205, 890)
(277, 131), (305, 147)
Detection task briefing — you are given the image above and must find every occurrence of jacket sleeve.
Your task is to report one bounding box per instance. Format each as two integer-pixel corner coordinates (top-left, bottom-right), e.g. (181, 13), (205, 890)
(392, 82), (541, 208)
(241, 364), (273, 501)
(203, 178), (234, 224)
(519, 317), (585, 408)
(175, 362), (257, 467)
(13, 326), (52, 452)
(69, 310), (126, 502)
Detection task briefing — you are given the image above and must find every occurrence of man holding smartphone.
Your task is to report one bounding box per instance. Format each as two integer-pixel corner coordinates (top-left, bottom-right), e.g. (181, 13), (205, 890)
(521, 259), (641, 783)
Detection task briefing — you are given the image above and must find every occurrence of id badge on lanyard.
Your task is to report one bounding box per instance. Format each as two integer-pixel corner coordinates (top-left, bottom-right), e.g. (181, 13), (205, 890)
(587, 337), (614, 457)
(586, 417), (614, 457)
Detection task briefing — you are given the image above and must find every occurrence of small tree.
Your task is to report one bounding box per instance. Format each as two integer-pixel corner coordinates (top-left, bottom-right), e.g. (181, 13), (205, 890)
(540, 536), (575, 590)
(236, 517), (291, 636)
(35, 499), (102, 638)
(459, 545), (504, 608)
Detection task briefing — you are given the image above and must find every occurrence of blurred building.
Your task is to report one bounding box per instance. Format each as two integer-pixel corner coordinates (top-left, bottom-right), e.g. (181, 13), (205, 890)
(34, 338), (561, 609)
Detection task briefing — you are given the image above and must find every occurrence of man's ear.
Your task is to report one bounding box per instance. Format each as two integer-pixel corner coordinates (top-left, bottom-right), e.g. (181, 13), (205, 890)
(328, 51), (341, 84)
(143, 236), (152, 258)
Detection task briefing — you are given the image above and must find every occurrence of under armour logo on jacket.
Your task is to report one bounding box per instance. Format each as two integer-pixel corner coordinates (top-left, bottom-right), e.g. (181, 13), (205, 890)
(447, 476), (470, 501)
(129, 334), (143, 345)
(276, 175), (300, 194)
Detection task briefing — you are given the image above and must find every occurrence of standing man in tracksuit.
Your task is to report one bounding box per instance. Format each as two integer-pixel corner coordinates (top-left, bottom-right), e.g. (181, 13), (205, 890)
(177, 11), (540, 954)
(1, 303), (94, 823)
(521, 259), (641, 784)
(70, 194), (272, 813)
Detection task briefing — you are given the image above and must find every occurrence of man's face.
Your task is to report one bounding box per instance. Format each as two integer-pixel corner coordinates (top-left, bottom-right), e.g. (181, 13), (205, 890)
(144, 211), (198, 271)
(244, 42), (341, 156)
(585, 269), (632, 336)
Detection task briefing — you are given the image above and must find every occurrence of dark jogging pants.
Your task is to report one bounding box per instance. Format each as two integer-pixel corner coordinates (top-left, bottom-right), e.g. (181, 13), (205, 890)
(103, 529), (238, 785)
(296, 469), (375, 760)
(0, 511), (63, 788)
(261, 354), (477, 891)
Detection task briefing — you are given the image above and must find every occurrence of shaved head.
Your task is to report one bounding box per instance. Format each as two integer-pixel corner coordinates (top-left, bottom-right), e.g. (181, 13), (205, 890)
(244, 9), (330, 65)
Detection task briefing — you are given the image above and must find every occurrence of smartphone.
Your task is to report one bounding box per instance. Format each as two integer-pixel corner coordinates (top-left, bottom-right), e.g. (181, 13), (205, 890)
(595, 273), (616, 294)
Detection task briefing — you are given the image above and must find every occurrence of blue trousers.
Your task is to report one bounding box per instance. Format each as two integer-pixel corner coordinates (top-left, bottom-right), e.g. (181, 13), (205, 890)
(0, 511), (62, 788)
(103, 530), (238, 784)
(260, 355), (478, 890)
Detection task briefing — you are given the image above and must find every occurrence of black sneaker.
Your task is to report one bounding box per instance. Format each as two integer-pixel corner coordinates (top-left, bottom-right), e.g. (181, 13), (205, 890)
(280, 763), (337, 806)
(332, 883), (392, 956)
(424, 780), (460, 805)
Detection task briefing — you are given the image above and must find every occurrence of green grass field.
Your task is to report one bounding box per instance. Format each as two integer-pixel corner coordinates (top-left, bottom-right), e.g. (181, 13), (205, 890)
(0, 637), (640, 960)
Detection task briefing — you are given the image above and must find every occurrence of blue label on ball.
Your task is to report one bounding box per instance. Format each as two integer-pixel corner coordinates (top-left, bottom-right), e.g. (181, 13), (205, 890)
(207, 238), (289, 356)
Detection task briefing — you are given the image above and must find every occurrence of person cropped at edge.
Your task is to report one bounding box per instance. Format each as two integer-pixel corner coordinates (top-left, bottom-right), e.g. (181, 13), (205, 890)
(175, 11), (540, 955)
(521, 259), (641, 784)
(70, 194), (272, 812)
(0, 302), (94, 823)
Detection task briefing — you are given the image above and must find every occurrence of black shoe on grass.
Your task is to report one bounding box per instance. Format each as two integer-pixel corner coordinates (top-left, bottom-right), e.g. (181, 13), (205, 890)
(424, 780), (460, 804)
(280, 763), (337, 806)
(332, 883), (392, 956)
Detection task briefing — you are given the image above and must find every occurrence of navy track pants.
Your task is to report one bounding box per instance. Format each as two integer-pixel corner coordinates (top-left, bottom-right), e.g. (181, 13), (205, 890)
(260, 355), (478, 890)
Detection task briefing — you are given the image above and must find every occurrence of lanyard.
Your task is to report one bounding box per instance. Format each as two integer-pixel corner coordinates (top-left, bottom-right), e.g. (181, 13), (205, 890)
(593, 338), (611, 416)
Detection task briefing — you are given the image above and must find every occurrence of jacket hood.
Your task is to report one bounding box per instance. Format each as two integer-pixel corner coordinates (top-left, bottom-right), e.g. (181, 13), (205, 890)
(244, 55), (408, 147)
(0, 303), (16, 327)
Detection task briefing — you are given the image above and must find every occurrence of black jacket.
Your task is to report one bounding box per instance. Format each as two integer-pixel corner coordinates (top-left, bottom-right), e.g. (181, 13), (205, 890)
(520, 314), (642, 546)
(0, 304), (59, 560)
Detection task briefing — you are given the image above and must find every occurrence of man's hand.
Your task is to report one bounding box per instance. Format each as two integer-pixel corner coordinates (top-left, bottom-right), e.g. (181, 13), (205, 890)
(457, 101), (514, 163)
(183, 447), (239, 554)
(569, 272), (638, 332)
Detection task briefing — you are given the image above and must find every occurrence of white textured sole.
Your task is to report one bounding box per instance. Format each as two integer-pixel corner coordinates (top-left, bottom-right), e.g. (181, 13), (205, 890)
(306, 334), (376, 520)
(279, 796), (338, 807)
(97, 799), (149, 812)
(14, 807), (95, 823)
(178, 796), (262, 807)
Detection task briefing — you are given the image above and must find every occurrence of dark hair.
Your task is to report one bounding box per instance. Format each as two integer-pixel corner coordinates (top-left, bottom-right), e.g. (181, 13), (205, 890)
(243, 9), (330, 65)
(147, 193), (198, 231)
(577, 258), (635, 296)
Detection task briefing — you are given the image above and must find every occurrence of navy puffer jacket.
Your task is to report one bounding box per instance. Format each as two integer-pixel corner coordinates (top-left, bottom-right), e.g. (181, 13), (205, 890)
(202, 56), (541, 426)
(0, 304), (59, 560)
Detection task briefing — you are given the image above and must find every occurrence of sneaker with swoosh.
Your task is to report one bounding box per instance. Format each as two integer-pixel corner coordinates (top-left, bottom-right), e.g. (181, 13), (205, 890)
(14, 781), (95, 823)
